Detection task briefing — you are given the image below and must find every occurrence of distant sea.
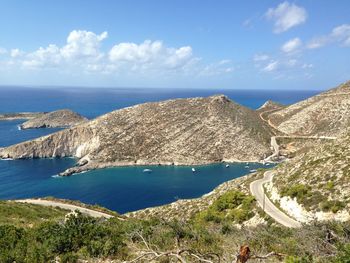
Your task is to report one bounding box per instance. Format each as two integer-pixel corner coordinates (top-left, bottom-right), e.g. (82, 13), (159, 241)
(0, 87), (319, 213)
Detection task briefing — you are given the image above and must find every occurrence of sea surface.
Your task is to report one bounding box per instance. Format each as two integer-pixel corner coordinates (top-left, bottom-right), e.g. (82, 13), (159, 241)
(0, 87), (319, 213)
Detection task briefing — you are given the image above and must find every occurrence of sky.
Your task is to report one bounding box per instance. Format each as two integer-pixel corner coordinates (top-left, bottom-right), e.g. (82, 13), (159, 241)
(0, 0), (349, 90)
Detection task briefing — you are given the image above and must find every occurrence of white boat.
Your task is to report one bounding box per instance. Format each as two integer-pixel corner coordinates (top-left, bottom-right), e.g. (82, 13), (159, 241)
(249, 169), (257, 173)
(143, 169), (152, 173)
(192, 168), (196, 172)
(245, 165), (249, 168)
(225, 164), (230, 168)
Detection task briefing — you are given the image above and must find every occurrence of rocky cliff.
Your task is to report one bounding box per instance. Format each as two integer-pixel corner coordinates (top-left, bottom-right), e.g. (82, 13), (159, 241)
(0, 95), (273, 175)
(20, 109), (87, 129)
(266, 81), (350, 136)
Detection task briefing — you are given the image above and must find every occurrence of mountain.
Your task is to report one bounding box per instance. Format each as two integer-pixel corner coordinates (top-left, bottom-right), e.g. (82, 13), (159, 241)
(0, 95), (273, 175)
(19, 109), (87, 129)
(266, 81), (350, 136)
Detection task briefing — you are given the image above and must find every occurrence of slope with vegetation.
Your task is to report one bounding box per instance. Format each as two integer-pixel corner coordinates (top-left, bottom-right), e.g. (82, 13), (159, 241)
(1, 197), (349, 262)
(268, 132), (350, 222)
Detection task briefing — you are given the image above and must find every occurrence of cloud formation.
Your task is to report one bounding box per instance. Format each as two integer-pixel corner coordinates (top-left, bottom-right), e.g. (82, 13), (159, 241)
(0, 30), (233, 78)
(307, 24), (350, 49)
(281, 37), (302, 53)
(266, 1), (307, 33)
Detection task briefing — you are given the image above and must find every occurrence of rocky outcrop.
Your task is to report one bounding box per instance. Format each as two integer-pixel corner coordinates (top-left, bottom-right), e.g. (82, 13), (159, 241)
(19, 109), (87, 129)
(271, 132), (350, 221)
(0, 95), (273, 175)
(266, 81), (350, 137)
(0, 112), (45, 121)
(256, 100), (285, 113)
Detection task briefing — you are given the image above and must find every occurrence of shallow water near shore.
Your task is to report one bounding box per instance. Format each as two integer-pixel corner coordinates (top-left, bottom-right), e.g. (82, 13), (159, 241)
(0, 158), (266, 213)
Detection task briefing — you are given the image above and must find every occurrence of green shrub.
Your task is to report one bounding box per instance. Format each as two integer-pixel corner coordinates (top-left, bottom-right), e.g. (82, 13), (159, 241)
(320, 200), (346, 213)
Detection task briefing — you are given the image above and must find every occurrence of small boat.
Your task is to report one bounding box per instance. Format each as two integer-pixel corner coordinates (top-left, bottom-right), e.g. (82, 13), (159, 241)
(225, 164), (230, 168)
(249, 169), (257, 173)
(245, 165), (249, 168)
(143, 169), (152, 173)
(192, 168), (196, 173)
(266, 163), (271, 166)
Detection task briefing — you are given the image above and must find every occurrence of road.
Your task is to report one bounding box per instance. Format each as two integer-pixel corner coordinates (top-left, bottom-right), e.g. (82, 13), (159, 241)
(16, 199), (115, 219)
(250, 171), (301, 228)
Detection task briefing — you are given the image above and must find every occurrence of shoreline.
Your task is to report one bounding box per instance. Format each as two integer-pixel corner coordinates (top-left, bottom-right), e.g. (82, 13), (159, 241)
(59, 157), (270, 176)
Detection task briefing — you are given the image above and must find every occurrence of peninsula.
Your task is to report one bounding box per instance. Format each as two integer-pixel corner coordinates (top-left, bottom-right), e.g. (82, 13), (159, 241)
(0, 95), (273, 175)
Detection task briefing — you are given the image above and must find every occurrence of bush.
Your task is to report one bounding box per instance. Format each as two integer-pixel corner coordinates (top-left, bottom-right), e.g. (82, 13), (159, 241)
(193, 190), (256, 224)
(320, 200), (346, 213)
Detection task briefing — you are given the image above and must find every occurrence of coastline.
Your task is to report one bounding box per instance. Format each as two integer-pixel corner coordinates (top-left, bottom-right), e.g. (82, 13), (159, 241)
(58, 157), (267, 176)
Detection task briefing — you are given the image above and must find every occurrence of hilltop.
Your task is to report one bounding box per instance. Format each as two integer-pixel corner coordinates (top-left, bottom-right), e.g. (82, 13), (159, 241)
(0, 95), (273, 175)
(20, 109), (87, 129)
(266, 81), (350, 137)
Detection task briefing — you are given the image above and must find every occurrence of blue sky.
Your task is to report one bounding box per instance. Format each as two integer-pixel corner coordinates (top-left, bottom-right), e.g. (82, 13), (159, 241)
(0, 0), (349, 90)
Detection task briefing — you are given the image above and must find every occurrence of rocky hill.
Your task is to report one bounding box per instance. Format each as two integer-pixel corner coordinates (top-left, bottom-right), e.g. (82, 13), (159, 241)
(256, 100), (285, 113)
(19, 109), (87, 129)
(0, 95), (273, 175)
(268, 132), (350, 222)
(0, 112), (45, 121)
(266, 81), (350, 136)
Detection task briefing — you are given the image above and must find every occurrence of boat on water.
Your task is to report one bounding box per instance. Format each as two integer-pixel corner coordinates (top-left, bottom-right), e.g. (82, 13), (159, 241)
(143, 169), (152, 173)
(249, 169), (257, 173)
(245, 165), (249, 168)
(192, 168), (196, 172)
(225, 164), (230, 168)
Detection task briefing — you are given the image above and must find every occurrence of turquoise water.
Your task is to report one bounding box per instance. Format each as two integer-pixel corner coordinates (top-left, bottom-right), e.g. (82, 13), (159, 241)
(0, 158), (266, 213)
(0, 87), (313, 213)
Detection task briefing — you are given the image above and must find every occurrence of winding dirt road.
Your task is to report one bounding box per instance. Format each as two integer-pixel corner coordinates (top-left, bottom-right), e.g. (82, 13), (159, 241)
(16, 199), (116, 219)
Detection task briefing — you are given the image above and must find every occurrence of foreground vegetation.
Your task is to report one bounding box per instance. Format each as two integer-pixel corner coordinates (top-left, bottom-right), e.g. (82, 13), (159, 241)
(1, 193), (350, 263)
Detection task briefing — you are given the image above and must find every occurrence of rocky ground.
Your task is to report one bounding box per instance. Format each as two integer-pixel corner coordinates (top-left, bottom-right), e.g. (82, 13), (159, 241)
(266, 81), (350, 137)
(19, 109), (87, 129)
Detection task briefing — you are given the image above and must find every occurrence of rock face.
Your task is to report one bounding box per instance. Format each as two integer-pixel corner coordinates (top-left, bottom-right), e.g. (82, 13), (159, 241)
(266, 81), (350, 136)
(0, 95), (273, 175)
(19, 109), (87, 129)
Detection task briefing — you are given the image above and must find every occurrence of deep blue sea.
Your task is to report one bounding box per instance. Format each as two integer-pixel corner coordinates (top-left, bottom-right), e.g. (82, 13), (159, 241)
(0, 87), (319, 213)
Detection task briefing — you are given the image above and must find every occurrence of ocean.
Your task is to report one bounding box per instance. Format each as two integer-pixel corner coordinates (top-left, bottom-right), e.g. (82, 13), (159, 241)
(0, 87), (319, 213)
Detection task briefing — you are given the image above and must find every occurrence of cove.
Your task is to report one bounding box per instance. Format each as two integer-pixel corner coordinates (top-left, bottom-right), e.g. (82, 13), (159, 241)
(0, 158), (266, 213)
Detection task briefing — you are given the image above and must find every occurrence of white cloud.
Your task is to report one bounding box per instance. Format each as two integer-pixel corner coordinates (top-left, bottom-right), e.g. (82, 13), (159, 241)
(108, 40), (193, 70)
(266, 1), (307, 33)
(198, 60), (235, 76)
(281, 37), (302, 53)
(10, 48), (24, 58)
(22, 44), (61, 68)
(263, 61), (279, 72)
(253, 54), (269, 62)
(61, 30), (107, 60)
(0, 29), (232, 79)
(307, 24), (350, 49)
(302, 63), (313, 69)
